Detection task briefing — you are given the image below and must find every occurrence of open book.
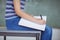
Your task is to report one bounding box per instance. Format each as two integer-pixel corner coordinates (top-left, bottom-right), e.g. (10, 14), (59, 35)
(18, 16), (47, 31)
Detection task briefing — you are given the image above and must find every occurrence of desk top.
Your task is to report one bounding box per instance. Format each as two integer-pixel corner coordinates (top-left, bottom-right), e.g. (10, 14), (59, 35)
(0, 27), (41, 40)
(0, 27), (41, 33)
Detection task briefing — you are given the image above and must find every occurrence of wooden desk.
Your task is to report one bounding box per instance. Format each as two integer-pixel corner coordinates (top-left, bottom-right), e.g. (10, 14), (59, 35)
(0, 27), (41, 40)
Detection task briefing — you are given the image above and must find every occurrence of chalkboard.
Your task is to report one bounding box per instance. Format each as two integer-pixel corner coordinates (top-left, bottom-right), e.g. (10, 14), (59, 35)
(0, 0), (6, 27)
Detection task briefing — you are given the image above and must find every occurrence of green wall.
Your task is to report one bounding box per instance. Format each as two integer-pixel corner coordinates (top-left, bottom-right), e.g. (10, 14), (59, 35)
(0, 0), (60, 28)
(0, 0), (6, 27)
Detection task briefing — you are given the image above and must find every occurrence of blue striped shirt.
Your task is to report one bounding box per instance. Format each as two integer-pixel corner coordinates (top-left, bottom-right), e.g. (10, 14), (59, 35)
(5, 0), (25, 20)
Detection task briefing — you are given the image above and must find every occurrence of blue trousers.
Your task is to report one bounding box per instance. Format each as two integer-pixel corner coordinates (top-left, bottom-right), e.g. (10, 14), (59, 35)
(6, 17), (52, 40)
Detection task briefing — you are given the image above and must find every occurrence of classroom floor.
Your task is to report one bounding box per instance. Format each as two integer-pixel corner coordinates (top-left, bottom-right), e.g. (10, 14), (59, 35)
(52, 28), (60, 40)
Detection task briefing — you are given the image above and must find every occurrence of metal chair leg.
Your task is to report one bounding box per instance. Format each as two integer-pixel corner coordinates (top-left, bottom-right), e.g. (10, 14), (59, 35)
(4, 35), (6, 40)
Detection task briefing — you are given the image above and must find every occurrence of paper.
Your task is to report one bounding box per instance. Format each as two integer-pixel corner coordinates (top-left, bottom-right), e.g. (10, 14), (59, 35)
(18, 16), (47, 31)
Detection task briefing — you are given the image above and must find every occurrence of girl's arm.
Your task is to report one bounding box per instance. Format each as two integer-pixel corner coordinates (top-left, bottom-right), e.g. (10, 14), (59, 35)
(13, 0), (45, 25)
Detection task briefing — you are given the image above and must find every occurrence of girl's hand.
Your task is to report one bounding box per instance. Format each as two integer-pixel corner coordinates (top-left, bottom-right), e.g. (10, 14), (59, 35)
(36, 19), (46, 25)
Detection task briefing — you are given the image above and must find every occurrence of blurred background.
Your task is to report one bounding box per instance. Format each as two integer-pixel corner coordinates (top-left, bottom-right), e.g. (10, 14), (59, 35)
(0, 0), (60, 28)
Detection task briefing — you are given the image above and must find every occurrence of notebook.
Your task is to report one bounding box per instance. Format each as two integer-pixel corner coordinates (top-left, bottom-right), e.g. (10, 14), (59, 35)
(18, 16), (47, 31)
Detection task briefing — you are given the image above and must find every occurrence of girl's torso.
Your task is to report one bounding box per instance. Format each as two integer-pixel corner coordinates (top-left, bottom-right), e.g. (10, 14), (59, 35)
(5, 0), (26, 20)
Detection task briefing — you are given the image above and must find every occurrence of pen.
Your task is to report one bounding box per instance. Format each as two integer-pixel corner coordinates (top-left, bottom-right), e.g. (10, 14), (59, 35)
(40, 14), (42, 20)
